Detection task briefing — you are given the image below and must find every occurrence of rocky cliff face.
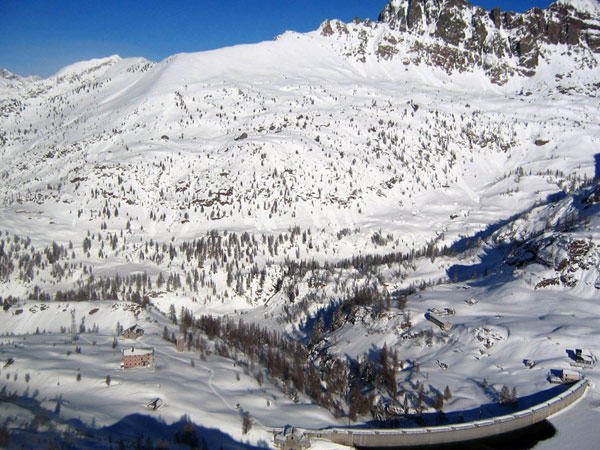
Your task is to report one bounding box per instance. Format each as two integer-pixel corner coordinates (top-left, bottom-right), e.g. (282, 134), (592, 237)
(323, 0), (600, 84)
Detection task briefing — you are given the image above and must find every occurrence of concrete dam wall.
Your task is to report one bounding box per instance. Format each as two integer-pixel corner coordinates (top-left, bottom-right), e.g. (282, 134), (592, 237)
(305, 379), (588, 448)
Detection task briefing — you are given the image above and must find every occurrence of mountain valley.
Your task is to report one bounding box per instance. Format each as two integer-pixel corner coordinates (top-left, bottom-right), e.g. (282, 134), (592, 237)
(1, 1), (600, 448)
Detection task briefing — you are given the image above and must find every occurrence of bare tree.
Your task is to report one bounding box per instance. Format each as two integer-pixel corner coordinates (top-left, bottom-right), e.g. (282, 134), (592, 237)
(241, 410), (252, 435)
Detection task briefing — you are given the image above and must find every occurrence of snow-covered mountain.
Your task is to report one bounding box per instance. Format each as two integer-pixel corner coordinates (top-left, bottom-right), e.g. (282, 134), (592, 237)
(1, 0), (600, 448)
(0, 67), (40, 89)
(1, 1), (598, 247)
(0, 68), (21, 82)
(375, 0), (600, 82)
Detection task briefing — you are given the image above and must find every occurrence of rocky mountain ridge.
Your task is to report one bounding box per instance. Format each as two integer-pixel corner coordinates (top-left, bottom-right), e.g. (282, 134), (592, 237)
(320, 0), (600, 83)
(0, 0), (598, 258)
(0, 4), (599, 445)
(0, 68), (20, 81)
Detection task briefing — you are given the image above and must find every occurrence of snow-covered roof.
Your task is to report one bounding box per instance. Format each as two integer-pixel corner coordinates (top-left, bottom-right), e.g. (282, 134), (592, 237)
(275, 425), (309, 441)
(122, 347), (153, 356)
(284, 425), (301, 436)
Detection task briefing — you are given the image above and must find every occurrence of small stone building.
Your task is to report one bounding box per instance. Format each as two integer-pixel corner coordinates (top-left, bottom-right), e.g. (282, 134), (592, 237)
(574, 349), (597, 367)
(561, 369), (581, 383)
(274, 426), (310, 450)
(122, 347), (154, 369)
(122, 324), (144, 339)
(425, 312), (451, 331)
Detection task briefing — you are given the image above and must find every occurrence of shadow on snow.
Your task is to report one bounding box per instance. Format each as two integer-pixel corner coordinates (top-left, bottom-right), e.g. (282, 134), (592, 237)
(0, 388), (264, 450)
(446, 179), (600, 285)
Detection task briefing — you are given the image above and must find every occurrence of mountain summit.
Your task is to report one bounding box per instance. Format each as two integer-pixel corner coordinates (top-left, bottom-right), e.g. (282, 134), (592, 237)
(0, 5), (599, 445)
(0, 68), (21, 81)
(344, 0), (600, 82)
(0, 0), (598, 251)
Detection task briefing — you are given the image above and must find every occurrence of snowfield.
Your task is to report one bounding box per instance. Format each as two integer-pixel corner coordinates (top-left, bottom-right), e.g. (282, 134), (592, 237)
(1, 0), (600, 448)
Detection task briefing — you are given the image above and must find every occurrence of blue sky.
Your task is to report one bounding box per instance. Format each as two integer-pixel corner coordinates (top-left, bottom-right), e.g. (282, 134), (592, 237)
(1, 0), (554, 78)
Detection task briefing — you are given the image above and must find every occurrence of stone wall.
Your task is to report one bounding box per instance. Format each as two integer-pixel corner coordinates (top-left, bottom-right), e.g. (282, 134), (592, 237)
(304, 379), (588, 448)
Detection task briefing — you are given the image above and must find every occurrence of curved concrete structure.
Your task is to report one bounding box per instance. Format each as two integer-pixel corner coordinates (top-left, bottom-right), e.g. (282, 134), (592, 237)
(304, 380), (588, 448)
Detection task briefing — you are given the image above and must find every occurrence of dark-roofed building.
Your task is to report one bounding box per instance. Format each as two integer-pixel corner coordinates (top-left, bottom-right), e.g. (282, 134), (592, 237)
(122, 324), (144, 340)
(274, 425), (310, 450)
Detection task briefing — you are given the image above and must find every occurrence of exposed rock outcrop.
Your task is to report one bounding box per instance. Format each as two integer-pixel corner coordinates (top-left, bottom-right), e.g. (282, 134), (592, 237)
(353, 0), (600, 83)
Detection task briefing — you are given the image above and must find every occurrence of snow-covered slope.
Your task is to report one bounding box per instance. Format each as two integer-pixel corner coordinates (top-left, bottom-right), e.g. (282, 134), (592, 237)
(0, 1), (598, 249)
(375, 0), (600, 81)
(1, 0), (600, 448)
